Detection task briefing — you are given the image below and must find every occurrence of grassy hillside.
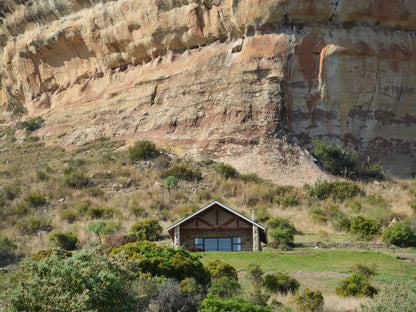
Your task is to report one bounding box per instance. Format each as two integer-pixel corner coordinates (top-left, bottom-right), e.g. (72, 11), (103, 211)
(1, 120), (416, 311)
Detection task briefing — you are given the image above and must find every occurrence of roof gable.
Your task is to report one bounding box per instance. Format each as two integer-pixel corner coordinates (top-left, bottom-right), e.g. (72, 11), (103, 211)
(166, 200), (267, 232)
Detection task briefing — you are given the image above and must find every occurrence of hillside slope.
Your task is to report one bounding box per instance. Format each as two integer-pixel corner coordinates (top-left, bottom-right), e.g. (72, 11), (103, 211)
(1, 0), (416, 184)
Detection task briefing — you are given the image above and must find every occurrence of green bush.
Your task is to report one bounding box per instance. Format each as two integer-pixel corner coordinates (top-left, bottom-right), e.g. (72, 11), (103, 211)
(59, 209), (78, 223)
(84, 186), (104, 198)
(48, 230), (79, 250)
(335, 272), (378, 298)
(128, 140), (159, 161)
(308, 208), (328, 224)
(111, 241), (210, 285)
(199, 294), (271, 312)
(3, 183), (21, 200)
(278, 194), (299, 207)
(5, 250), (141, 312)
(0, 236), (18, 266)
(205, 258), (238, 281)
(382, 221), (416, 247)
(268, 217), (297, 248)
(130, 217), (162, 241)
(306, 180), (361, 201)
(263, 272), (300, 295)
(74, 200), (90, 214)
(88, 221), (107, 245)
(163, 164), (202, 181)
(351, 263), (376, 278)
(86, 206), (117, 219)
(239, 173), (262, 183)
(208, 276), (241, 299)
(217, 162), (237, 179)
(64, 170), (90, 188)
(15, 217), (52, 235)
(196, 189), (212, 201)
(360, 281), (416, 312)
(293, 288), (324, 312)
(20, 116), (44, 133)
(311, 138), (356, 177)
(24, 192), (47, 208)
(350, 216), (381, 240)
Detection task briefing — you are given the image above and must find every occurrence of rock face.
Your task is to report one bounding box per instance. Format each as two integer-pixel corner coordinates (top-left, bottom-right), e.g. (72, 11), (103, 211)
(1, 0), (416, 184)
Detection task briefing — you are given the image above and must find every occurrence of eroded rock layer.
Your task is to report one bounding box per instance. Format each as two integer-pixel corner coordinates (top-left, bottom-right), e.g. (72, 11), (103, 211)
(1, 0), (416, 184)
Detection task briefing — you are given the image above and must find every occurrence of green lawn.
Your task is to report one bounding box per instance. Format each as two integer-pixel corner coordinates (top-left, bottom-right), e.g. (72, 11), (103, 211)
(199, 248), (416, 293)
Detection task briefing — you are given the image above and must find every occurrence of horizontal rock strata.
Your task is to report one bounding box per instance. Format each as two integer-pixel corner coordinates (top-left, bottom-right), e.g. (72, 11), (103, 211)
(1, 0), (416, 183)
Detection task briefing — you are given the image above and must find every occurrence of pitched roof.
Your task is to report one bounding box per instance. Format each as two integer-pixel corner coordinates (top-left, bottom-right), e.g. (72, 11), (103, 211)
(166, 200), (267, 232)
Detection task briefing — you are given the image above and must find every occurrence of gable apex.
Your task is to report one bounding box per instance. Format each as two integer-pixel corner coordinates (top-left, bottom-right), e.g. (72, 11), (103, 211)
(166, 200), (267, 232)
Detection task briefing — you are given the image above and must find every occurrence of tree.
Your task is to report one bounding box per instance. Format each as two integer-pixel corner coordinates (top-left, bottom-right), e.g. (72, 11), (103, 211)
(164, 176), (178, 197)
(382, 221), (416, 247)
(5, 250), (141, 312)
(268, 217), (297, 248)
(87, 220), (107, 244)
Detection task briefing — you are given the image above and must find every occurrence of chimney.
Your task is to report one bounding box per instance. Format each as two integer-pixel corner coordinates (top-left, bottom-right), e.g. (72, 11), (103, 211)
(252, 210), (255, 221)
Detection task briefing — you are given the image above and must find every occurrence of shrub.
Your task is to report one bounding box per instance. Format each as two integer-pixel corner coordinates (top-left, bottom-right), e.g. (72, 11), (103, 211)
(3, 183), (21, 200)
(15, 217), (52, 235)
(163, 164), (202, 181)
(196, 189), (211, 201)
(36, 170), (49, 181)
(84, 186), (104, 198)
(268, 217), (297, 248)
(205, 258), (238, 281)
(217, 162), (237, 179)
(0, 236), (18, 266)
(263, 273), (300, 295)
(239, 173), (262, 183)
(24, 192), (47, 208)
(74, 200), (90, 214)
(5, 250), (141, 312)
(350, 216), (381, 240)
(253, 205), (271, 223)
(278, 194), (299, 207)
(293, 288), (324, 312)
(64, 170), (90, 188)
(48, 230), (79, 250)
(360, 281), (416, 312)
(153, 155), (171, 169)
(309, 208), (328, 224)
(128, 140), (159, 161)
(306, 181), (360, 201)
(335, 272), (378, 298)
(311, 138), (356, 177)
(382, 221), (416, 247)
(130, 217), (162, 241)
(351, 263), (376, 278)
(20, 116), (44, 133)
(86, 206), (117, 219)
(128, 204), (145, 217)
(208, 276), (241, 299)
(199, 294), (272, 312)
(111, 241), (210, 285)
(59, 209), (78, 223)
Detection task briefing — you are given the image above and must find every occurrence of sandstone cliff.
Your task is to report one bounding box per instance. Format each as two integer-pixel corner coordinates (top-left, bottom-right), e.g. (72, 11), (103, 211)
(1, 0), (416, 184)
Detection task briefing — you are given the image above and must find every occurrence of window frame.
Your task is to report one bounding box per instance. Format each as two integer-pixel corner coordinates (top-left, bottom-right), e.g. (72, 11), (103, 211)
(194, 237), (242, 251)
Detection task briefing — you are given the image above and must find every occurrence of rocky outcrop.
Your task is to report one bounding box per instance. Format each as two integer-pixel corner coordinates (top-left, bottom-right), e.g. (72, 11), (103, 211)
(1, 0), (416, 184)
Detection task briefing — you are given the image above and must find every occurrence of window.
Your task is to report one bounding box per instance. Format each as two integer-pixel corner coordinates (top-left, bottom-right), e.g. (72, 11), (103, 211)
(194, 237), (241, 251)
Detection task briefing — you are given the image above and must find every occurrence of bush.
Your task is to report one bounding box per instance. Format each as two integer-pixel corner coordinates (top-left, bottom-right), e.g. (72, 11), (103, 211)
(5, 250), (141, 312)
(130, 217), (162, 241)
(351, 263), (376, 278)
(20, 116), (44, 133)
(263, 273), (300, 295)
(268, 217), (297, 248)
(0, 236), (18, 266)
(196, 189), (212, 201)
(205, 259), (238, 281)
(199, 294), (271, 312)
(111, 241), (210, 285)
(293, 288), (324, 312)
(15, 217), (52, 235)
(217, 162), (237, 179)
(360, 281), (416, 312)
(208, 276), (241, 299)
(3, 183), (21, 200)
(24, 192), (47, 208)
(64, 170), (90, 188)
(350, 216), (381, 240)
(311, 138), (356, 177)
(128, 140), (159, 161)
(335, 272), (378, 298)
(382, 221), (416, 247)
(86, 206), (117, 219)
(163, 164), (202, 181)
(59, 209), (78, 223)
(239, 173), (262, 183)
(306, 181), (360, 201)
(48, 230), (79, 250)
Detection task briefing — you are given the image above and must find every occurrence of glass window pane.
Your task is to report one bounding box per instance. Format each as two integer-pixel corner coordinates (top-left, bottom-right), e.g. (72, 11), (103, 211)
(204, 238), (218, 251)
(233, 237), (241, 244)
(233, 244), (242, 251)
(195, 238), (203, 245)
(218, 238), (232, 251)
